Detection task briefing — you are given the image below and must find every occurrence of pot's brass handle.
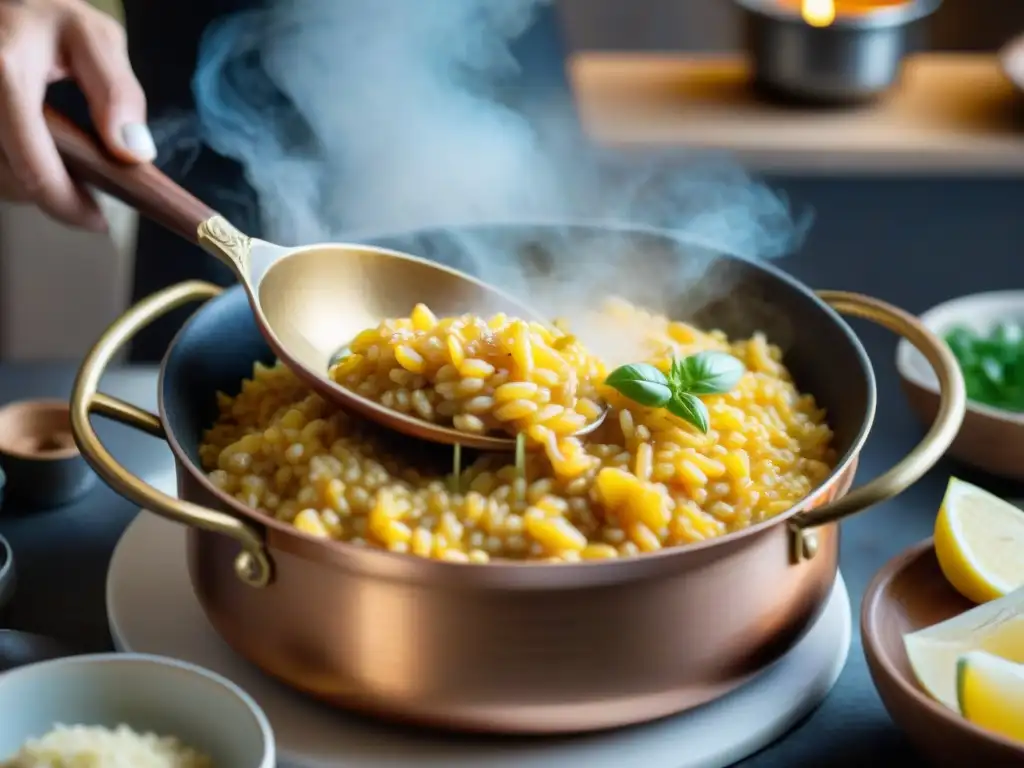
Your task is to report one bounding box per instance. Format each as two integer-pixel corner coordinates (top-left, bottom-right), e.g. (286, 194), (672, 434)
(70, 281), (272, 588)
(788, 290), (966, 561)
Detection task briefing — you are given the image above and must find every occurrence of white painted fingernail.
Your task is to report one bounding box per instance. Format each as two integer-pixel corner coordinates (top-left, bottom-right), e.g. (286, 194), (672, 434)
(119, 123), (157, 162)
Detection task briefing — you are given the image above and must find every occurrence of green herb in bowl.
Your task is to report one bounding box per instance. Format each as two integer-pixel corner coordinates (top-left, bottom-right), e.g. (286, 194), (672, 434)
(944, 322), (1024, 412)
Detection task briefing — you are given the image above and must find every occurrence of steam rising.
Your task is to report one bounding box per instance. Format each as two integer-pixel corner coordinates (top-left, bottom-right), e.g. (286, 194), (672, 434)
(185, 0), (809, 328)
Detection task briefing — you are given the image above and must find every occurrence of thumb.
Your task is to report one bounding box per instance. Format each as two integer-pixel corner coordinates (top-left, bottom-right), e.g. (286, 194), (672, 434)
(63, 13), (155, 164)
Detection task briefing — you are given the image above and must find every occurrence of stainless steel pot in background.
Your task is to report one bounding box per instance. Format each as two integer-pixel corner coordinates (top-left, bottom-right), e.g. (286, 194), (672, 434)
(735, 0), (942, 105)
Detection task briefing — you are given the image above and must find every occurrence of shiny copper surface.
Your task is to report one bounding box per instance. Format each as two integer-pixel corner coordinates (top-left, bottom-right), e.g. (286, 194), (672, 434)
(183, 462), (851, 733)
(70, 275), (964, 734)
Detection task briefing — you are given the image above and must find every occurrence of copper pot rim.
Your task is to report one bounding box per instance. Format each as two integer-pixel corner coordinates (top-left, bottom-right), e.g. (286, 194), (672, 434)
(150, 221), (890, 577)
(860, 538), (1024, 756)
(159, 234), (888, 577)
(69, 222), (964, 592)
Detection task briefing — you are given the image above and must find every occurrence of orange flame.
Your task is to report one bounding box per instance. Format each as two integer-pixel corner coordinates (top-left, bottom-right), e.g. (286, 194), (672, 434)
(801, 0), (836, 27)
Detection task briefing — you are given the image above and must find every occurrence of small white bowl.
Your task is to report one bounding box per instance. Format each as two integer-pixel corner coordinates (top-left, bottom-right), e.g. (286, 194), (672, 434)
(897, 291), (1024, 480)
(0, 653), (274, 767)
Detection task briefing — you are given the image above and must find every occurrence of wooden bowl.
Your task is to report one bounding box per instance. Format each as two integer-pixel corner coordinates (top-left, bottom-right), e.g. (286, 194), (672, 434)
(0, 399), (96, 509)
(897, 291), (1024, 481)
(861, 539), (1024, 767)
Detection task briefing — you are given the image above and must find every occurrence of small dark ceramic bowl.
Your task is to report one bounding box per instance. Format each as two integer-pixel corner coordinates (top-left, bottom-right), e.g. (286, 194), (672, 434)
(0, 400), (97, 509)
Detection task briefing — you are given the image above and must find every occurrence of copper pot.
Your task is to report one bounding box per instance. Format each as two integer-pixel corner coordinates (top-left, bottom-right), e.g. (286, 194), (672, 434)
(69, 224), (964, 734)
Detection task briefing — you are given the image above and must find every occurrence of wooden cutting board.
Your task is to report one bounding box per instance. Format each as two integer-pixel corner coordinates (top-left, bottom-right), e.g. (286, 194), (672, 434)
(570, 53), (1024, 175)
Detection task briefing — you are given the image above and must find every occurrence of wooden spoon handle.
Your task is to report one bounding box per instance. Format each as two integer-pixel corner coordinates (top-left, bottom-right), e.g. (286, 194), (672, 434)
(44, 107), (216, 244)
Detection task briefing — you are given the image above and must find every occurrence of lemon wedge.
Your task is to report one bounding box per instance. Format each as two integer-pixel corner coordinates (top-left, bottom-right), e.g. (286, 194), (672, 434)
(934, 477), (1024, 604)
(957, 651), (1024, 742)
(904, 585), (1024, 711)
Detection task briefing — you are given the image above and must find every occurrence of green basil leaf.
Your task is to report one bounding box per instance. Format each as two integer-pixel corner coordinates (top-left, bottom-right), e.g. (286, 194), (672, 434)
(609, 379), (673, 408)
(605, 363), (672, 410)
(681, 351), (745, 395)
(666, 392), (710, 433)
(606, 363), (669, 387)
(678, 352), (714, 386)
(669, 356), (687, 387)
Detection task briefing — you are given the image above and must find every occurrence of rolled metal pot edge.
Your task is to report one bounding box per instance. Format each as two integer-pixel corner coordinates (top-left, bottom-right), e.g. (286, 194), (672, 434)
(70, 229), (965, 589)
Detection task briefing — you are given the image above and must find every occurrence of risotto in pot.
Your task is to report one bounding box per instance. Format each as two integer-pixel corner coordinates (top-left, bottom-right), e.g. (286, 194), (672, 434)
(200, 299), (836, 563)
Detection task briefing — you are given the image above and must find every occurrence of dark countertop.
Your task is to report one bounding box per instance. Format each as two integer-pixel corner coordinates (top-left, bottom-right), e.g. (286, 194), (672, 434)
(1, 270), (1022, 766)
(0, 366), (169, 650)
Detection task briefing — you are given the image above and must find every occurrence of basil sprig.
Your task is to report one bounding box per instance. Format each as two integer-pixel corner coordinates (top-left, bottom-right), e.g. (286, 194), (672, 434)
(604, 351), (745, 433)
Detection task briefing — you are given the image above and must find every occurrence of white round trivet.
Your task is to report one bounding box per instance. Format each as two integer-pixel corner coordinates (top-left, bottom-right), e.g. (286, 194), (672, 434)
(108, 501), (850, 768)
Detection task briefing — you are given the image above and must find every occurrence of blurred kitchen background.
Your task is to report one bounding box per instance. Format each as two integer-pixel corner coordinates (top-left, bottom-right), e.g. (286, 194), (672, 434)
(1, 0), (1022, 361)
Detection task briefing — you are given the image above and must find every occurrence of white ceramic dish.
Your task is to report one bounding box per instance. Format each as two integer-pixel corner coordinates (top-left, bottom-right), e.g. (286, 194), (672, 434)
(897, 290), (1024, 480)
(0, 653), (275, 767)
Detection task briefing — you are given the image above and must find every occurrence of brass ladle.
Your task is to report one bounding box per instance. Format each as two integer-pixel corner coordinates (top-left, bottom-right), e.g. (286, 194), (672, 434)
(46, 109), (605, 451)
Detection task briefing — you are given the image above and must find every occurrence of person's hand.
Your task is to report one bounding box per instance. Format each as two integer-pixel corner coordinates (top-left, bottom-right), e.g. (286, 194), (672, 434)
(0, 0), (154, 231)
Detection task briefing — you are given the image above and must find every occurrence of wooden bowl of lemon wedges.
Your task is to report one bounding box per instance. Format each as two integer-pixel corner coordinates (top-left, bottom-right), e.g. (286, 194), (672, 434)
(862, 477), (1024, 767)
